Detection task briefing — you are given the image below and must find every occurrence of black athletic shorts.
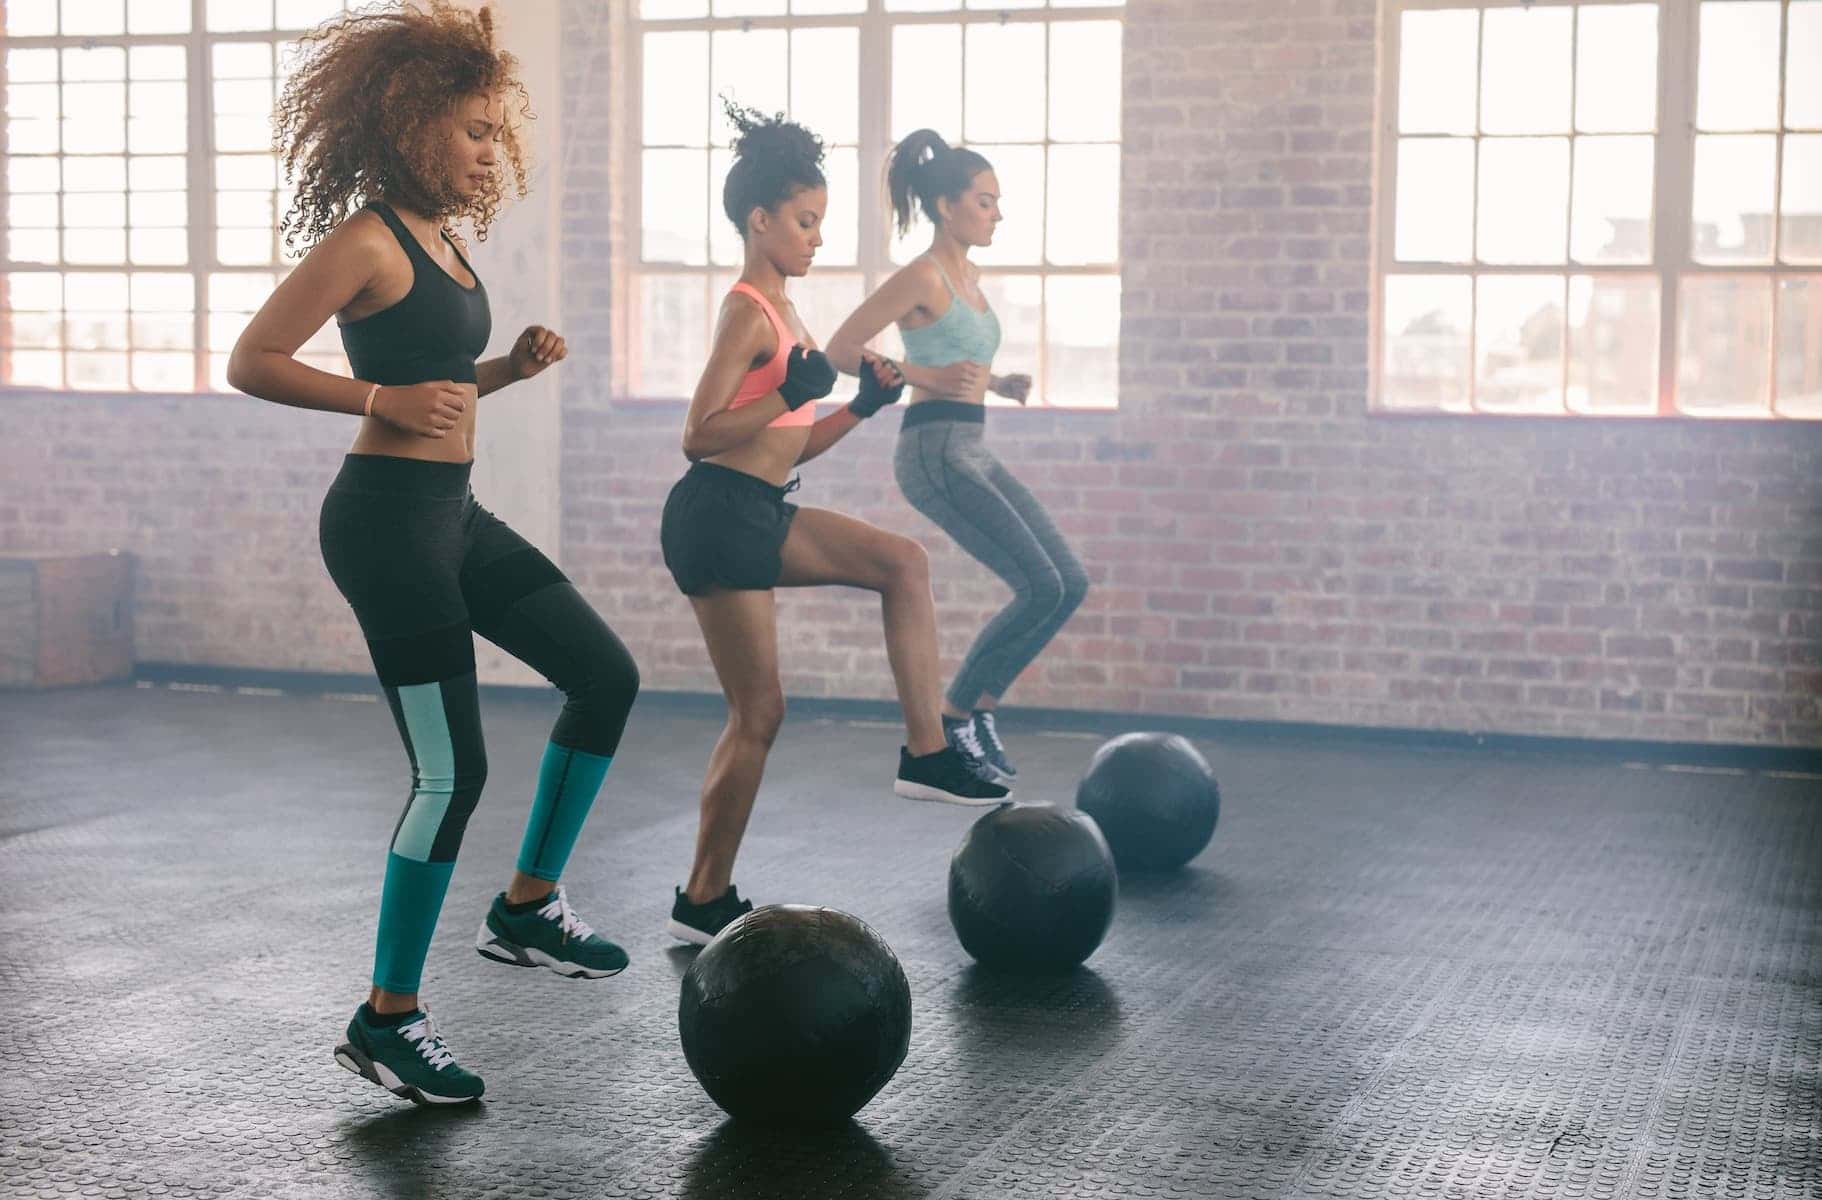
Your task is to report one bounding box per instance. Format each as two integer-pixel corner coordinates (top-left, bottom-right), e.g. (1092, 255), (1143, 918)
(660, 460), (801, 596)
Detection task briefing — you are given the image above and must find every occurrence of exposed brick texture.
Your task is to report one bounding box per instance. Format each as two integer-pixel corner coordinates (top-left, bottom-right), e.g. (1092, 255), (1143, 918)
(2, 0), (1818, 746)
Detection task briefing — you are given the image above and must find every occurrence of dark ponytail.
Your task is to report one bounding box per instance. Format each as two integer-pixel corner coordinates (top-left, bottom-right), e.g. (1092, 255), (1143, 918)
(885, 129), (994, 236)
(721, 98), (827, 237)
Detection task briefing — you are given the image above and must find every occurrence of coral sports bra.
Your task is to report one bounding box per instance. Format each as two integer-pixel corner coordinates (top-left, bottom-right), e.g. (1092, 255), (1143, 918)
(726, 282), (815, 428)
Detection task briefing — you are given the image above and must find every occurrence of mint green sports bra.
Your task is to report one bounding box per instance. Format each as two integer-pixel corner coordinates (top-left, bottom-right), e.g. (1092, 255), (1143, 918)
(899, 255), (1002, 370)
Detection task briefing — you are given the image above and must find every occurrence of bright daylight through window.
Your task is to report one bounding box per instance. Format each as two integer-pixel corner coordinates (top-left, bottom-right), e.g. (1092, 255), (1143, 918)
(0, 0), (358, 393)
(1377, 0), (1821, 418)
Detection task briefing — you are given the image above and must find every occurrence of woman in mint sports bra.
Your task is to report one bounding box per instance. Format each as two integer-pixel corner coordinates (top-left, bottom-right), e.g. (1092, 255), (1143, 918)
(657, 106), (1007, 948)
(828, 130), (1089, 787)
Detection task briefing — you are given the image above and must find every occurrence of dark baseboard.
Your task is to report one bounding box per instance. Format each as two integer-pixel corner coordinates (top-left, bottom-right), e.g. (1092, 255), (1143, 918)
(129, 661), (1822, 774)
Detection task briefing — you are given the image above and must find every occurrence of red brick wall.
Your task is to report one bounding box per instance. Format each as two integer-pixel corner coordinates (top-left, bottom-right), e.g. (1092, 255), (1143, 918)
(3, 0), (1818, 746)
(0, 396), (363, 672)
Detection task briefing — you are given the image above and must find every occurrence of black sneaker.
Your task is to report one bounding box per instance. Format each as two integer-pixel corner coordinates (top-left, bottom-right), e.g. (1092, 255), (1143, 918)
(666, 885), (754, 946)
(942, 713), (999, 782)
(971, 710), (1017, 783)
(894, 745), (1012, 806)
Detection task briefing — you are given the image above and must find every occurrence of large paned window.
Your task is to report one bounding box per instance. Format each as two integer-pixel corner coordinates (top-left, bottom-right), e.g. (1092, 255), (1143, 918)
(1, 0), (354, 393)
(1376, 0), (1821, 418)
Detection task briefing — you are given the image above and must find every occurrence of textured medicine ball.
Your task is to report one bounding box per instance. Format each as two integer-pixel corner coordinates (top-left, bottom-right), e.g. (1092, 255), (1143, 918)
(1075, 731), (1220, 871)
(677, 904), (912, 1126)
(948, 804), (1117, 971)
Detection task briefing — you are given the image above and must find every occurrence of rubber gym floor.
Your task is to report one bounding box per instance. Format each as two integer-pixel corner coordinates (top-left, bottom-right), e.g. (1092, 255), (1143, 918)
(2, 681), (1817, 1199)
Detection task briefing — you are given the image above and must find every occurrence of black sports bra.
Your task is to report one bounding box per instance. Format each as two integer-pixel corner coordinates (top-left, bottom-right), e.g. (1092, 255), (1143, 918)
(338, 201), (491, 386)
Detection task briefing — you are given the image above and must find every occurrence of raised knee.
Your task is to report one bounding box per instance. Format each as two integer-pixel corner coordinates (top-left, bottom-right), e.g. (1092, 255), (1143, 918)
(607, 652), (641, 706)
(886, 537), (930, 586)
(565, 643), (640, 744)
(579, 639), (640, 701)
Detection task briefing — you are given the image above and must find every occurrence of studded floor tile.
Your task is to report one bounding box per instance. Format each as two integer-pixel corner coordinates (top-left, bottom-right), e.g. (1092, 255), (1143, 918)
(1, 684), (1816, 1199)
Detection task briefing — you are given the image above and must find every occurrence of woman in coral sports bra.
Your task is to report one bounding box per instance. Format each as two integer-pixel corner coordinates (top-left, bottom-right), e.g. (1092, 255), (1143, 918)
(658, 104), (1009, 946)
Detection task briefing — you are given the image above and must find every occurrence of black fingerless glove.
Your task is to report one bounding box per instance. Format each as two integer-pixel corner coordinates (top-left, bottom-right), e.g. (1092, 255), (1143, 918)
(847, 358), (905, 419)
(778, 345), (838, 410)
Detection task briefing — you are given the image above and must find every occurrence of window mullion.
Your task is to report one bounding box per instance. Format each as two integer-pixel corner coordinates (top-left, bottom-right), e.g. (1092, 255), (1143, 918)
(1565, 8), (1579, 273)
(1771, 0), (1788, 266)
(1371, 6), (1405, 417)
(1563, 10), (1580, 414)
(188, 0), (212, 391)
(0, 41), (10, 367)
(860, 6), (892, 296)
(1769, 0), (1790, 413)
(623, 4), (644, 399)
(1655, 0), (1699, 417)
(1041, 24), (1055, 405)
(702, 24), (715, 357)
(60, 36), (70, 390)
(1468, 9), (1485, 414)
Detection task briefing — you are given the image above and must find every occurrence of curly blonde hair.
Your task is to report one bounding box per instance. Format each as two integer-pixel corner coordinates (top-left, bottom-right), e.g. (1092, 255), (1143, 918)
(275, 1), (531, 249)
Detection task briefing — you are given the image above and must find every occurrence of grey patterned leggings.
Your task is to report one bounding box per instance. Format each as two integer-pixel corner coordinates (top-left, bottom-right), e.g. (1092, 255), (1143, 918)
(894, 405), (1089, 712)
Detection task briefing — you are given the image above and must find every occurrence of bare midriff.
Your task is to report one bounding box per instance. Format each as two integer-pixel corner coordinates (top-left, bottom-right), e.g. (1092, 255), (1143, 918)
(347, 382), (480, 462)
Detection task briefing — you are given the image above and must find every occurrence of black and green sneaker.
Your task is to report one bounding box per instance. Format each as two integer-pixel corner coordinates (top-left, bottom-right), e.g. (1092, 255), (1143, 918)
(333, 1005), (484, 1106)
(474, 887), (629, 979)
(665, 884), (754, 946)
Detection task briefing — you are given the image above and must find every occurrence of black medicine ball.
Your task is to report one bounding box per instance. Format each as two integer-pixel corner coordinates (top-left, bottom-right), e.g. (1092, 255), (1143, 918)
(1075, 731), (1220, 871)
(678, 904), (912, 1125)
(948, 804), (1117, 971)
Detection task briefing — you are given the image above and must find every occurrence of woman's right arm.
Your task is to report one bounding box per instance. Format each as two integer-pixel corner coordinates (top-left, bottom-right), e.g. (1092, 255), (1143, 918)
(827, 261), (980, 396)
(679, 297), (791, 461)
(225, 217), (465, 437)
(826, 263), (928, 384)
(226, 217), (382, 413)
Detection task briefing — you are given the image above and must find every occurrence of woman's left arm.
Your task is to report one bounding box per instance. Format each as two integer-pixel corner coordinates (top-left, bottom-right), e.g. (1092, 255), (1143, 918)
(477, 325), (566, 398)
(795, 353), (905, 465)
(794, 406), (863, 465)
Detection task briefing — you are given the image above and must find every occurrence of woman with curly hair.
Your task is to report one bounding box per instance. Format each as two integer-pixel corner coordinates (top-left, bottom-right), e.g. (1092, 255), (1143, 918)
(227, 2), (638, 1106)
(826, 131), (1089, 786)
(658, 104), (1009, 947)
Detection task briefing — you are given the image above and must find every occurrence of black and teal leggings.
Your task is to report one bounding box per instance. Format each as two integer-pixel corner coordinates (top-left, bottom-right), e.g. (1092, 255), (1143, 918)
(320, 454), (639, 993)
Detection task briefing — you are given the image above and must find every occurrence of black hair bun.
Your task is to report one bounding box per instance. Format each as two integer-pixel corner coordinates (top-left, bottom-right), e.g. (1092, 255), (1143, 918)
(723, 98), (824, 170)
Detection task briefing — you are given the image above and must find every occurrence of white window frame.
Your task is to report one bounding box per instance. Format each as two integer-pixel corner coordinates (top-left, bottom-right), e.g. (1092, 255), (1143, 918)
(1372, 0), (1820, 419)
(0, 0), (354, 394)
(626, 0), (1126, 409)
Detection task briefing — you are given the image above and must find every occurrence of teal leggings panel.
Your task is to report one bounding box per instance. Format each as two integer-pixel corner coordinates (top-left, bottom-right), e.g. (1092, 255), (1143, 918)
(373, 853), (456, 993)
(516, 743), (614, 882)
